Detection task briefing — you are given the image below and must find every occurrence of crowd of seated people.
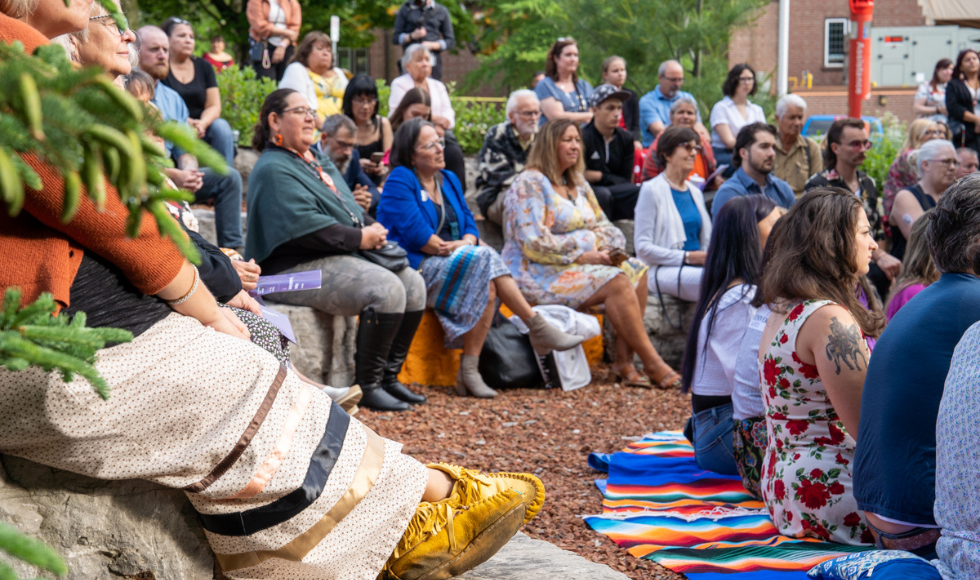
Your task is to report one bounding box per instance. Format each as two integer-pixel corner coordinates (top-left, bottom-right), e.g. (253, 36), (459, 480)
(20, 5), (980, 578)
(0, 5), (549, 580)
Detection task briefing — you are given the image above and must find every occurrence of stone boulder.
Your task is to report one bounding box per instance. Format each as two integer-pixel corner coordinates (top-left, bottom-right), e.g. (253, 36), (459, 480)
(458, 532), (629, 580)
(0, 456), (211, 580)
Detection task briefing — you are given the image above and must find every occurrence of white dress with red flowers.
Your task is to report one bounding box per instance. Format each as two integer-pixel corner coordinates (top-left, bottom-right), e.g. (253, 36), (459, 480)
(759, 299), (873, 546)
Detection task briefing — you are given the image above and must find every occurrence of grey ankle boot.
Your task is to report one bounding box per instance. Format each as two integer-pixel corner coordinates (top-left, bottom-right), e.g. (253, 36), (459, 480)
(526, 314), (585, 355)
(455, 354), (497, 398)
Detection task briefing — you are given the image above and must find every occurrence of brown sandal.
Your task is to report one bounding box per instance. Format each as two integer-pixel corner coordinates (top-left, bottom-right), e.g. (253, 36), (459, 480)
(649, 366), (682, 390)
(611, 364), (652, 388)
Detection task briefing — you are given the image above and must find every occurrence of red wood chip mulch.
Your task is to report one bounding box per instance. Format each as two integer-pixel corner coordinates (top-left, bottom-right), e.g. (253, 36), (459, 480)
(358, 365), (691, 580)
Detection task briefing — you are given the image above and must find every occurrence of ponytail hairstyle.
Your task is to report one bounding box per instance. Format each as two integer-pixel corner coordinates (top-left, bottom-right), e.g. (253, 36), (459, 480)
(252, 89), (297, 151)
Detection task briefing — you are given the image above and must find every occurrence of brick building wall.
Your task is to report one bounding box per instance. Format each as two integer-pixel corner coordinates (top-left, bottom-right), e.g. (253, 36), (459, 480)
(730, 0), (926, 89)
(365, 28), (498, 96)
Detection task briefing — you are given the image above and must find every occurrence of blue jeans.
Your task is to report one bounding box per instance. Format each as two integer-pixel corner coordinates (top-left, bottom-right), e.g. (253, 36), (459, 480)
(196, 167), (243, 248)
(204, 118), (235, 166)
(692, 403), (738, 475)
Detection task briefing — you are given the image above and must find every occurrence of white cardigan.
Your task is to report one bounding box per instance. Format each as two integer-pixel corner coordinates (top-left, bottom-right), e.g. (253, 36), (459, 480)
(279, 62), (347, 115)
(633, 174), (712, 267)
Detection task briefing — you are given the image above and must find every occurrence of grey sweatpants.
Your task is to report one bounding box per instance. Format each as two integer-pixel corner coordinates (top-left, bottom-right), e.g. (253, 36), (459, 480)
(265, 255), (426, 315)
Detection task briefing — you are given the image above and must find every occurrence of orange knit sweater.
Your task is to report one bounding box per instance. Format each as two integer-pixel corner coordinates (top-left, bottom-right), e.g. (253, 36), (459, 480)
(0, 13), (186, 309)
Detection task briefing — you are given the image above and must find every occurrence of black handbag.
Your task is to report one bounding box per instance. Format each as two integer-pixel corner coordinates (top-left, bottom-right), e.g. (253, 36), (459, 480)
(248, 37), (265, 63)
(361, 242), (410, 272)
(478, 313), (544, 389)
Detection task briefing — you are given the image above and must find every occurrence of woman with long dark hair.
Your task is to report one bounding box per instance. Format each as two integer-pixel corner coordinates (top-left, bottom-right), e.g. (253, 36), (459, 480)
(755, 187), (883, 545)
(945, 48), (980, 153)
(681, 195), (779, 475)
(342, 73), (392, 185)
(535, 38), (593, 124)
(914, 58), (953, 123)
(709, 63), (765, 169)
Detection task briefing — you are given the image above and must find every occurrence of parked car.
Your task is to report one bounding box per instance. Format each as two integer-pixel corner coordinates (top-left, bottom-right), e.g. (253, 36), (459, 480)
(803, 115), (884, 142)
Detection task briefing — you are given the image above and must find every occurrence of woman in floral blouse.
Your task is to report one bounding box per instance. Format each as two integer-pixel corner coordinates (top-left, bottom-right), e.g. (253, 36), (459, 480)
(754, 188), (885, 545)
(502, 119), (680, 389)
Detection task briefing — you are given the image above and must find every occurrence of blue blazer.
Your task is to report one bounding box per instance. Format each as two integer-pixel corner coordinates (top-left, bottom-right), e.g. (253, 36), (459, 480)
(377, 166), (479, 269)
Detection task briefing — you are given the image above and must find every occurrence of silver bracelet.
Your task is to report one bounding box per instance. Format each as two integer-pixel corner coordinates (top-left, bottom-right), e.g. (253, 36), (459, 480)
(167, 266), (200, 306)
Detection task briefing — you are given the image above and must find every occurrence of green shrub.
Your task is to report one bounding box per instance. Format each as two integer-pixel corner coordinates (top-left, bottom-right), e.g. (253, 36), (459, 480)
(216, 65), (278, 147)
(448, 83), (505, 156)
(377, 78), (391, 118)
(861, 112), (906, 192)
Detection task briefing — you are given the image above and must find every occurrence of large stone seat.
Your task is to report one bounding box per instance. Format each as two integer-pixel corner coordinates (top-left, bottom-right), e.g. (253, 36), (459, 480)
(0, 457), (629, 580)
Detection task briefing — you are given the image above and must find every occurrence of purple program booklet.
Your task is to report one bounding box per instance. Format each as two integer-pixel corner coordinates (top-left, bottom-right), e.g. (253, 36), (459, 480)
(254, 270), (322, 295)
(260, 305), (297, 343)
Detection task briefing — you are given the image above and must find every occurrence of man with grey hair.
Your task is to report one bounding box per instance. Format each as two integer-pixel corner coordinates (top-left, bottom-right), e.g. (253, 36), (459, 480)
(772, 94), (822, 196)
(638, 59), (704, 147)
(957, 147), (979, 180)
(313, 114), (380, 214)
(475, 89), (541, 224)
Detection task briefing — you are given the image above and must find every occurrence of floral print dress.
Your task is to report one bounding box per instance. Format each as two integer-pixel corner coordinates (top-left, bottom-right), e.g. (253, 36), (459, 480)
(759, 299), (873, 546)
(501, 170), (647, 308)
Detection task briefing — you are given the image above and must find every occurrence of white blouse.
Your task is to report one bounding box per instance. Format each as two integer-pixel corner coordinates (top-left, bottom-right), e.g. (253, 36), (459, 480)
(709, 96), (766, 150)
(690, 284), (758, 398)
(388, 74), (456, 130)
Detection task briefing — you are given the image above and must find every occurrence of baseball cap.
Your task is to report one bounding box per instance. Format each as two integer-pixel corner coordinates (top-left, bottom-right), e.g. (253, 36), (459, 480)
(589, 84), (631, 109)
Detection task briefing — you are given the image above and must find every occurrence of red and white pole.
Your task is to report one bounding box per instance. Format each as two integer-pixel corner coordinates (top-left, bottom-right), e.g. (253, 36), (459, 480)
(848, 0), (874, 119)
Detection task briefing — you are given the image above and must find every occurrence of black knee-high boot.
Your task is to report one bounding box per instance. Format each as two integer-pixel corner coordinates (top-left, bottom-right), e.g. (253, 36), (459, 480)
(356, 308), (409, 411)
(382, 310), (426, 404)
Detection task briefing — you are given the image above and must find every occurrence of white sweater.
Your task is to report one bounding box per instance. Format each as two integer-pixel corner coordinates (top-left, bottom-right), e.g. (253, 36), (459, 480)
(633, 174), (712, 267)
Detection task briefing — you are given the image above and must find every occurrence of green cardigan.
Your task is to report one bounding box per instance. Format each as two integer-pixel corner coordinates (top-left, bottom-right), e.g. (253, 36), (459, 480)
(244, 147), (366, 264)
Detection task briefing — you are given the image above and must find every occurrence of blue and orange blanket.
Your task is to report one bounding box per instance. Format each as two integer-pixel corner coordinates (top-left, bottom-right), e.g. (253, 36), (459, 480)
(584, 432), (869, 579)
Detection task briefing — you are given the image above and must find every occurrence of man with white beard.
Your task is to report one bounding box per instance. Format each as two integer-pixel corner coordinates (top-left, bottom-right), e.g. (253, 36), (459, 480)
(475, 89), (541, 225)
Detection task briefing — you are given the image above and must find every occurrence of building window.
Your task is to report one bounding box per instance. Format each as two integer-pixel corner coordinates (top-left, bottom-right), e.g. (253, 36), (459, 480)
(336, 47), (370, 76)
(824, 18), (848, 68)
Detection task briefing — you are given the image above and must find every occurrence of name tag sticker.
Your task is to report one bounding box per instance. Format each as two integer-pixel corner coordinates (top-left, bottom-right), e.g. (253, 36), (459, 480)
(749, 310), (769, 331)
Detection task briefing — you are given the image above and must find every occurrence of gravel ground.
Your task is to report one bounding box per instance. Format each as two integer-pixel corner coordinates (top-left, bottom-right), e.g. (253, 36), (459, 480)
(358, 365), (691, 580)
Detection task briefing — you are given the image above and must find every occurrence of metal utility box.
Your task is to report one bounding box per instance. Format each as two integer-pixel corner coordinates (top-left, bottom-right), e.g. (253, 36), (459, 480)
(870, 25), (980, 87)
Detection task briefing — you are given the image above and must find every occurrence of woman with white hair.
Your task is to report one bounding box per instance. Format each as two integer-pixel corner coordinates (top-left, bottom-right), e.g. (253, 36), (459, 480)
(889, 139), (959, 260)
(51, 0), (137, 81)
(387, 42), (466, 188)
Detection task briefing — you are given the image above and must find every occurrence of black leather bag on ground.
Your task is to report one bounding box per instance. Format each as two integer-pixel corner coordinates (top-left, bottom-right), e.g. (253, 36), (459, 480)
(478, 312), (544, 389)
(361, 241), (410, 272)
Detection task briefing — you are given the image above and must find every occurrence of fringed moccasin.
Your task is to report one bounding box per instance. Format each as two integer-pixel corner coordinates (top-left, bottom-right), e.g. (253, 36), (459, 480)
(382, 489), (526, 580)
(426, 463), (545, 526)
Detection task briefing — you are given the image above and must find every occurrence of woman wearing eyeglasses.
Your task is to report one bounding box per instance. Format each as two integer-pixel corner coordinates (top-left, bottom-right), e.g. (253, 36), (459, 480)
(66, 1), (136, 79)
(161, 16), (235, 166)
(377, 118), (584, 398)
(889, 139), (958, 261)
(882, 118), (942, 221)
(342, 74), (393, 185)
(536, 38), (593, 125)
(634, 125), (712, 304)
(709, 64), (766, 172)
(244, 89), (429, 412)
(279, 31), (347, 127)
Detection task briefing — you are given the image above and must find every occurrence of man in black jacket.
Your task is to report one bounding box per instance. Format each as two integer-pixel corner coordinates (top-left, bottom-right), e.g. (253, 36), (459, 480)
(392, 0), (455, 80)
(582, 84), (640, 221)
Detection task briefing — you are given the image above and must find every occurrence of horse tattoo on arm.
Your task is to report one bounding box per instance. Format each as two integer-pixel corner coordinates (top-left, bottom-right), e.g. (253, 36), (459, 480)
(825, 316), (866, 374)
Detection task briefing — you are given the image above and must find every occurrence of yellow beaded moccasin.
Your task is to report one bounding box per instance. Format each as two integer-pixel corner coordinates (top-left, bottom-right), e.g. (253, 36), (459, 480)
(382, 489), (526, 580)
(426, 463), (545, 526)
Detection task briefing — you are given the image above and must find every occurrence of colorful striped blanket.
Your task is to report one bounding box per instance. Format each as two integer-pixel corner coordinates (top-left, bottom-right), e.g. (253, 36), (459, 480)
(584, 432), (869, 578)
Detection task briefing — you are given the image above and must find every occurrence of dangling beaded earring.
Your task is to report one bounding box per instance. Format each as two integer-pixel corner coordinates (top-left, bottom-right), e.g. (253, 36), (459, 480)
(273, 133), (283, 147)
